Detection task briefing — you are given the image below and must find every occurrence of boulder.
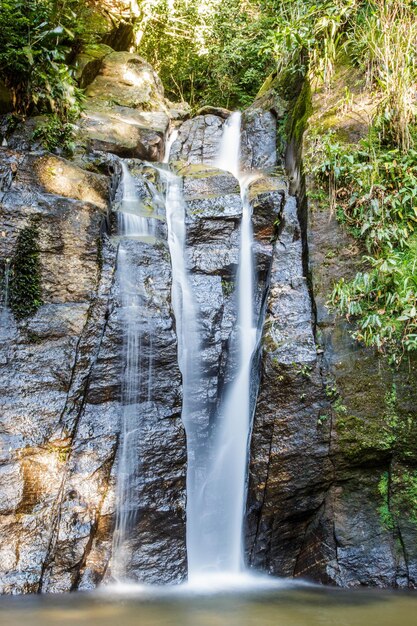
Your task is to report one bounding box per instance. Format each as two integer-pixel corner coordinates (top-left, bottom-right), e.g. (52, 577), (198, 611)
(79, 106), (169, 160)
(74, 44), (114, 89)
(85, 52), (167, 111)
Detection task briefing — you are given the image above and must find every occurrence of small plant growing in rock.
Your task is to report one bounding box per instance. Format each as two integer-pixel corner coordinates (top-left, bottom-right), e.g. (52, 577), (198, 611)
(293, 362), (313, 378)
(32, 114), (77, 155)
(10, 222), (43, 321)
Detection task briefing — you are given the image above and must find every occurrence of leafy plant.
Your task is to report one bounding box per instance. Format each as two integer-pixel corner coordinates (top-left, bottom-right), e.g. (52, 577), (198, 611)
(351, 0), (417, 152)
(307, 128), (417, 361)
(32, 113), (77, 154)
(0, 0), (91, 118)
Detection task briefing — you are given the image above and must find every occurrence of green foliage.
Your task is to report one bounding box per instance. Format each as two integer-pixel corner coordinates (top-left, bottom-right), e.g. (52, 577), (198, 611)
(0, 0), (92, 118)
(393, 469), (417, 526)
(378, 472), (394, 530)
(32, 114), (76, 154)
(134, 0), (276, 108)
(351, 0), (417, 152)
(308, 130), (417, 361)
(263, 0), (359, 85)
(293, 362), (313, 378)
(379, 467), (417, 530)
(10, 223), (43, 321)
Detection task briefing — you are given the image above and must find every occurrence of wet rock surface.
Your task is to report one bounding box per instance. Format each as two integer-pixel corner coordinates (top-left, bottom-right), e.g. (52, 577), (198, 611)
(246, 194), (332, 579)
(0, 147), (115, 594)
(170, 114), (225, 166)
(246, 82), (417, 588)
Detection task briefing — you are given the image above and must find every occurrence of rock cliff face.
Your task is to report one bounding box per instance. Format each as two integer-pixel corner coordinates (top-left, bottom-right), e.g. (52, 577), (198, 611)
(245, 78), (417, 588)
(2, 46), (417, 595)
(0, 48), (287, 593)
(0, 150), (117, 593)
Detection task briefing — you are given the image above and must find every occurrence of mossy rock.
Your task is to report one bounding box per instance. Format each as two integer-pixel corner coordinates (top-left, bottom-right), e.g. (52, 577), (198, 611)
(75, 44), (114, 89)
(287, 81), (312, 144)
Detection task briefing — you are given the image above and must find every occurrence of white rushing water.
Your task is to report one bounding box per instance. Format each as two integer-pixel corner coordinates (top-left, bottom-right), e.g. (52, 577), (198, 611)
(163, 170), (208, 579)
(112, 161), (153, 579)
(112, 120), (258, 585)
(199, 111), (257, 576)
(165, 111), (258, 580)
(0, 259), (11, 332)
(201, 178), (257, 574)
(215, 112), (242, 177)
(163, 129), (178, 164)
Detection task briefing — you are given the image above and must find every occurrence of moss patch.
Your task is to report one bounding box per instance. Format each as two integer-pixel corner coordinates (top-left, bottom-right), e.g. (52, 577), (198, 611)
(287, 80), (312, 144)
(10, 221), (43, 321)
(392, 467), (417, 526)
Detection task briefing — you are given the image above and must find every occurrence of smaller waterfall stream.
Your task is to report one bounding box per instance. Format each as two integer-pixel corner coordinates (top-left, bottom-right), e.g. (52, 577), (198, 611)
(112, 161), (154, 580)
(0, 259), (11, 342)
(203, 177), (257, 573)
(216, 112), (242, 177)
(163, 129), (178, 164)
(163, 170), (206, 581)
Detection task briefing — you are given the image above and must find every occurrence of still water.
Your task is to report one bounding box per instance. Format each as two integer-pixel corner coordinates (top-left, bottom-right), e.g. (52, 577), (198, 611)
(1, 582), (416, 626)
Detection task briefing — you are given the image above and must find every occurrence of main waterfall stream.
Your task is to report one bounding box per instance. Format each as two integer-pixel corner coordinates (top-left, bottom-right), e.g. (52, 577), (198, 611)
(165, 112), (259, 583)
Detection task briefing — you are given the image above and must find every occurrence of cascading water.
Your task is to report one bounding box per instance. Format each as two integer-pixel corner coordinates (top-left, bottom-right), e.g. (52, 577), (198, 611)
(198, 111), (257, 577)
(164, 112), (258, 582)
(163, 169), (208, 581)
(111, 119), (260, 586)
(0, 259), (10, 325)
(199, 177), (257, 575)
(216, 112), (242, 177)
(163, 129), (178, 165)
(112, 161), (154, 580)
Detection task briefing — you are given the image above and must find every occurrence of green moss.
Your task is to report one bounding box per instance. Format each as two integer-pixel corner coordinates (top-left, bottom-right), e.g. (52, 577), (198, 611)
(336, 413), (393, 462)
(256, 71), (279, 99)
(393, 469), (417, 526)
(97, 235), (103, 272)
(378, 472), (394, 530)
(377, 467), (417, 530)
(221, 278), (234, 297)
(10, 221), (43, 321)
(333, 377), (403, 462)
(287, 80), (312, 144)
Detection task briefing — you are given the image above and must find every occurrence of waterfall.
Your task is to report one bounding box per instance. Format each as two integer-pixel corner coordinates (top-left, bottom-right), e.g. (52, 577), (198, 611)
(200, 177), (257, 574)
(0, 259), (11, 341)
(112, 161), (154, 580)
(163, 171), (208, 579)
(164, 111), (258, 581)
(118, 161), (153, 238)
(111, 119), (259, 585)
(198, 111), (257, 576)
(216, 112), (242, 177)
(163, 129), (178, 164)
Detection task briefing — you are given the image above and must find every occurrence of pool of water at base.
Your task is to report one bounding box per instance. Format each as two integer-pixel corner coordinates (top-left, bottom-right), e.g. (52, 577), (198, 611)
(1, 578), (417, 626)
